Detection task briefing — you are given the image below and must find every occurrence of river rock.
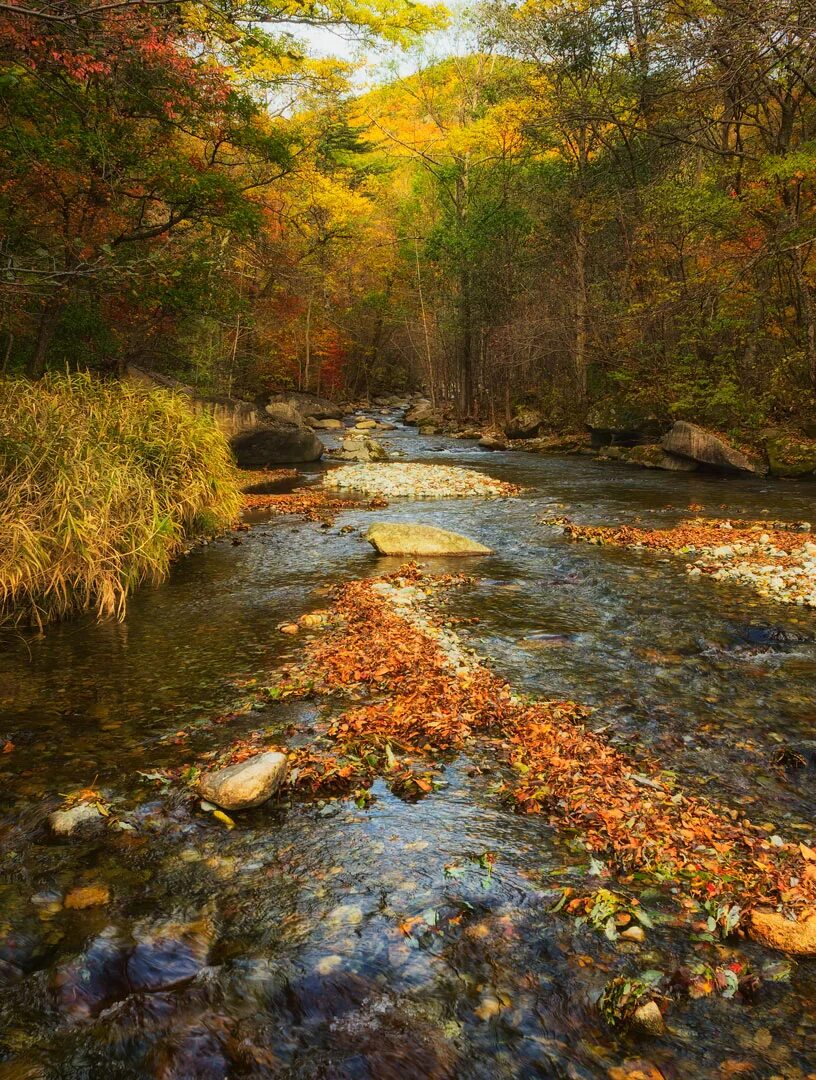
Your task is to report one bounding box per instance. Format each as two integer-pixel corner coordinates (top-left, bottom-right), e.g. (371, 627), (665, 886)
(263, 391), (343, 422)
(336, 435), (388, 463)
(404, 400), (436, 425)
(479, 435), (507, 450)
(765, 432), (816, 478)
(309, 418), (344, 430)
(632, 1001), (664, 1035)
(355, 419), (378, 430)
(748, 910), (816, 955)
(197, 751), (287, 810)
(52, 926), (129, 1018)
(264, 402), (303, 426)
(504, 408), (544, 439)
(662, 422), (764, 474)
(49, 802), (105, 837)
(624, 444), (699, 471)
(231, 424), (323, 467)
(127, 916), (213, 992)
(366, 523), (492, 556)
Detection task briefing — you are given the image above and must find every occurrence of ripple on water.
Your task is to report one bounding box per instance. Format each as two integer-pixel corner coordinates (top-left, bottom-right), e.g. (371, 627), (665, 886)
(0, 421), (815, 1078)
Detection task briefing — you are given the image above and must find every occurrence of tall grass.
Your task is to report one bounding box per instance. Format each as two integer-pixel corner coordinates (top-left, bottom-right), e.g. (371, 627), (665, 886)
(0, 372), (242, 627)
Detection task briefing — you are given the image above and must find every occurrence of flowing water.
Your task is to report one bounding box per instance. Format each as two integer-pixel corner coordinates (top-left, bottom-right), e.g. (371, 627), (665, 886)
(1, 418), (815, 1079)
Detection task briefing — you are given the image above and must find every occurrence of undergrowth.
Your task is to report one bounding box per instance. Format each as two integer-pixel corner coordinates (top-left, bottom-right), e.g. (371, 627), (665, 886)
(0, 372), (241, 627)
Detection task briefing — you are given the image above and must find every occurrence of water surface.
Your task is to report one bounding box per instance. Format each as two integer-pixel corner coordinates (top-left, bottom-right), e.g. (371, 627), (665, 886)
(1, 419), (815, 1078)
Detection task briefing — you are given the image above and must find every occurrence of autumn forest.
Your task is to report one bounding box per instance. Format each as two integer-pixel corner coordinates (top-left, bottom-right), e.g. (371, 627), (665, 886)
(3, 0), (816, 438)
(4, 1), (816, 1077)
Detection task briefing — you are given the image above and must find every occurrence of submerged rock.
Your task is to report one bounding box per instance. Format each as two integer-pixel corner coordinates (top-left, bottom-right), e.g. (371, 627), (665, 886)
(52, 926), (129, 1018)
(632, 1001), (665, 1035)
(662, 422), (764, 475)
(127, 917), (212, 992)
(64, 885), (110, 909)
(49, 802), (105, 837)
(748, 910), (816, 955)
(197, 751), (287, 810)
(367, 523), (492, 557)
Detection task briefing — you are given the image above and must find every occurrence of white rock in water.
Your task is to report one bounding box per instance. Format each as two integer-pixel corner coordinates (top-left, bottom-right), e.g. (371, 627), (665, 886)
(49, 803), (105, 836)
(367, 522), (492, 556)
(198, 752), (287, 810)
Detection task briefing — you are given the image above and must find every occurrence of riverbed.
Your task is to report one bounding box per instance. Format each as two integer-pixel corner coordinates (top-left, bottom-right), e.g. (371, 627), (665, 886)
(1, 418), (815, 1079)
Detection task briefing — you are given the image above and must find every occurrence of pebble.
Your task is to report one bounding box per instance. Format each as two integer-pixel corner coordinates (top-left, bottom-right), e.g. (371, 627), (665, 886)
(687, 538), (816, 608)
(322, 462), (518, 499)
(620, 925), (645, 943)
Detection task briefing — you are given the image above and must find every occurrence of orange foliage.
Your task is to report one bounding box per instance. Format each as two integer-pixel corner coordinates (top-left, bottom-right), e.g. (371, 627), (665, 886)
(272, 565), (816, 933)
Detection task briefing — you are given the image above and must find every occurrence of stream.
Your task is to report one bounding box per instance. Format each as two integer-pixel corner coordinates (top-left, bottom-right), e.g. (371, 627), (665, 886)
(1, 417), (815, 1079)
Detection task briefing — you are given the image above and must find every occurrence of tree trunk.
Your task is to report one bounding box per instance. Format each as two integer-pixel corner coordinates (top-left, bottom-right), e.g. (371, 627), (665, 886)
(28, 302), (63, 379)
(792, 245), (816, 388)
(574, 219), (588, 406)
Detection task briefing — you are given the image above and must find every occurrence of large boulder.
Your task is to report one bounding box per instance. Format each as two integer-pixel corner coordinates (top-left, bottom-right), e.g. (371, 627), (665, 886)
(585, 400), (668, 447)
(366, 523), (492, 556)
(505, 408), (544, 440)
(662, 421), (764, 475)
(264, 401), (303, 426)
(198, 751), (288, 810)
(264, 392), (343, 422)
(231, 424), (323, 467)
(764, 432), (816, 478)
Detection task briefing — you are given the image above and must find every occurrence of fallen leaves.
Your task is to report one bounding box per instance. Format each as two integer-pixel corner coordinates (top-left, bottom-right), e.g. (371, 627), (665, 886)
(242, 490), (388, 523)
(543, 516), (816, 607)
(270, 564), (816, 948)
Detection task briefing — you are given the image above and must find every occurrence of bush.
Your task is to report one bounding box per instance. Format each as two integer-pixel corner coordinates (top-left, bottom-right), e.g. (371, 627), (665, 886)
(0, 372), (242, 627)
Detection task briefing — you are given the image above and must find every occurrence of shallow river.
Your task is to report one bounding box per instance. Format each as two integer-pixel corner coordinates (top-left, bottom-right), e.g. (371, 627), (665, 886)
(1, 419), (815, 1079)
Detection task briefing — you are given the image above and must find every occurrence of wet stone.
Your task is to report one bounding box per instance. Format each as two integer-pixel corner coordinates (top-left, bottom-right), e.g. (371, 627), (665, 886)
(49, 802), (104, 837)
(197, 751), (287, 810)
(52, 926), (130, 1019)
(126, 918), (211, 992)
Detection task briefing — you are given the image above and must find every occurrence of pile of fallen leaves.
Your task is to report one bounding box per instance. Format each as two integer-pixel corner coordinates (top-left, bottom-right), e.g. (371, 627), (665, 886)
(271, 565), (816, 938)
(543, 516), (810, 554)
(242, 490), (388, 523)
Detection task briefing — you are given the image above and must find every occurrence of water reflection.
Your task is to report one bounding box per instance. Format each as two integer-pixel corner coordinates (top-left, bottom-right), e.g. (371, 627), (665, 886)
(1, 420), (815, 1077)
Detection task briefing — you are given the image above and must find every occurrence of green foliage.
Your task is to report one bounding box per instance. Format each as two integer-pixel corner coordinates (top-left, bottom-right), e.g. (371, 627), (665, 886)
(0, 373), (241, 628)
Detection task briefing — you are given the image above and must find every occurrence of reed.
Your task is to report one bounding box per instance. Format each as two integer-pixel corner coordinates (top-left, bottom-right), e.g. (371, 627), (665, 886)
(0, 372), (242, 627)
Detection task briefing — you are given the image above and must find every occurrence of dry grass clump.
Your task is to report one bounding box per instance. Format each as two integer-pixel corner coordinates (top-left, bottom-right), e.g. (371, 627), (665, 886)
(1, 372), (241, 627)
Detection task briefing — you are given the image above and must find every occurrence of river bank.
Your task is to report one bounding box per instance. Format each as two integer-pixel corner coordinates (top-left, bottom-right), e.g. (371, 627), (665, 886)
(1, 424), (815, 1077)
